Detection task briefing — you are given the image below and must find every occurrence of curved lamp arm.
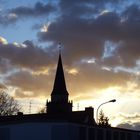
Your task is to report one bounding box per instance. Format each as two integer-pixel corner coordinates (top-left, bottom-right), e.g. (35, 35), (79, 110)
(96, 99), (116, 124)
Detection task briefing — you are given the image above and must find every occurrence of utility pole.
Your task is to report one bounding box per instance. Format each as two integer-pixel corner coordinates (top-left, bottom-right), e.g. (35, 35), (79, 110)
(29, 101), (32, 114)
(77, 103), (79, 111)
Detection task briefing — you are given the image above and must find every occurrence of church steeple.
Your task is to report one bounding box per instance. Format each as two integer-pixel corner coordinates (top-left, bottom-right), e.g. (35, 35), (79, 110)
(47, 49), (72, 114)
(51, 54), (69, 97)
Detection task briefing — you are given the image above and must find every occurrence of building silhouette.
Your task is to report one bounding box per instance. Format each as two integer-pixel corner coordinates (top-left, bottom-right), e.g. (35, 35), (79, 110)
(0, 52), (139, 140)
(46, 53), (95, 125)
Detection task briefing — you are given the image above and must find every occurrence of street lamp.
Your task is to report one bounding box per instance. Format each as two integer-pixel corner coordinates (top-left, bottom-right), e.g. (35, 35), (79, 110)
(96, 99), (116, 124)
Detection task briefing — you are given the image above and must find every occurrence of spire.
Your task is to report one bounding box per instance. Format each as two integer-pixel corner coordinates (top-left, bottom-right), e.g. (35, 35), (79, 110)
(47, 46), (72, 113)
(51, 50), (68, 96)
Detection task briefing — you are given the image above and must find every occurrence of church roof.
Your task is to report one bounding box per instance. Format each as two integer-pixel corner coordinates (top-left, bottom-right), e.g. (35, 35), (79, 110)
(51, 54), (69, 95)
(0, 109), (95, 126)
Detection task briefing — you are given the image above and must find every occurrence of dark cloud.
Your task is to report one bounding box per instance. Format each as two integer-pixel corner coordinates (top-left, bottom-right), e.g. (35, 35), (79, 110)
(117, 122), (140, 130)
(0, 40), (53, 69)
(38, 11), (119, 63)
(10, 2), (56, 17)
(122, 4), (140, 22)
(0, 58), (13, 74)
(115, 113), (140, 130)
(38, 11), (120, 63)
(0, 38), (130, 99)
(4, 62), (131, 99)
(66, 62), (130, 96)
(6, 70), (53, 98)
(59, 0), (122, 15)
(0, 2), (56, 25)
(116, 4), (140, 66)
(38, 1), (140, 67)
(0, 40), (57, 98)
(0, 13), (17, 26)
(17, 1), (140, 68)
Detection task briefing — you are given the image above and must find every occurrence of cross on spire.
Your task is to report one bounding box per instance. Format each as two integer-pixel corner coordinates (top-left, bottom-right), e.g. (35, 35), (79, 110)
(51, 44), (68, 97)
(58, 42), (62, 55)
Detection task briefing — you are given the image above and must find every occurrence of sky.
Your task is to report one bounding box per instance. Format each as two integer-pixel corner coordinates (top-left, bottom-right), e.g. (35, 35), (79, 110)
(0, 0), (140, 130)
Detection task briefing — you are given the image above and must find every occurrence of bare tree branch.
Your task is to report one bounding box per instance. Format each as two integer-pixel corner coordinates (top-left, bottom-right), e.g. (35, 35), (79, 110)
(0, 90), (21, 116)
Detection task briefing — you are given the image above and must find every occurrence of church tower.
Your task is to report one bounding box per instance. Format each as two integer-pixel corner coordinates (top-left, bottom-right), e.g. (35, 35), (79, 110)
(46, 52), (72, 114)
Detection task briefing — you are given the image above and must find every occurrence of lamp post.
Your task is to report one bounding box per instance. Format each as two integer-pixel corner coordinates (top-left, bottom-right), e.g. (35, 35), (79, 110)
(96, 99), (116, 124)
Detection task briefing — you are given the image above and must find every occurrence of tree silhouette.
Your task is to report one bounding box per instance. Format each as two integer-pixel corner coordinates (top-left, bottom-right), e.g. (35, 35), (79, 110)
(0, 91), (20, 116)
(98, 110), (111, 127)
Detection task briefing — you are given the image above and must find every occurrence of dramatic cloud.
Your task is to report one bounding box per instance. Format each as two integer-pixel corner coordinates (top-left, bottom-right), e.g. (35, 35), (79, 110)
(10, 2), (56, 17)
(3, 58), (133, 100)
(0, 36), (132, 99)
(38, 1), (140, 67)
(66, 62), (131, 95)
(1, 1), (140, 95)
(0, 2), (56, 25)
(5, 70), (53, 98)
(0, 38), (53, 69)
